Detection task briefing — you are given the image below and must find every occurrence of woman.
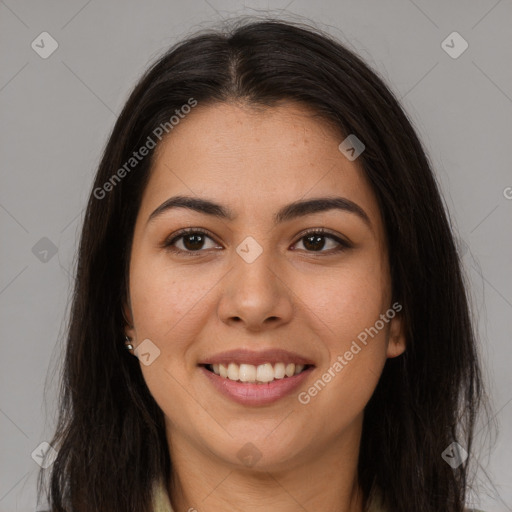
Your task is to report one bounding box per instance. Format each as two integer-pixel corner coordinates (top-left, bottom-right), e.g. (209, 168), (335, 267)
(39, 18), (486, 512)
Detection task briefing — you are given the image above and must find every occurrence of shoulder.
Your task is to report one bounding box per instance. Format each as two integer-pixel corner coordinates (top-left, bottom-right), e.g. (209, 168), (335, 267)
(151, 479), (174, 512)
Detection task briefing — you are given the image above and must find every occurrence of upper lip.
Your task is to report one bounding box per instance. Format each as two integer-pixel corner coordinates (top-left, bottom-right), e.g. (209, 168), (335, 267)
(199, 348), (316, 367)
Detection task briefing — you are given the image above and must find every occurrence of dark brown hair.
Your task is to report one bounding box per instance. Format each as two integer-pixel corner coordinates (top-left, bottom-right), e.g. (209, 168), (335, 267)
(39, 17), (484, 512)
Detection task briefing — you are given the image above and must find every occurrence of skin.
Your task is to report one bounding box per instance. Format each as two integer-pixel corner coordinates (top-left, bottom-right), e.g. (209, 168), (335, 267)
(124, 101), (406, 512)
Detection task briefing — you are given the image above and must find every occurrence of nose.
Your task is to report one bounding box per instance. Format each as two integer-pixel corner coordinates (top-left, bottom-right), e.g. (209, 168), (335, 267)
(217, 241), (294, 332)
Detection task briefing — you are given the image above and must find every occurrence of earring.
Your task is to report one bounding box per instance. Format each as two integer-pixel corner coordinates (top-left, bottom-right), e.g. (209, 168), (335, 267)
(124, 335), (134, 351)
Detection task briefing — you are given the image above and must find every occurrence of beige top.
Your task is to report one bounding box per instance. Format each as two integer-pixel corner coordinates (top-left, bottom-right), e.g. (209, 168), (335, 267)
(151, 479), (486, 511)
(150, 479), (385, 511)
(151, 480), (479, 512)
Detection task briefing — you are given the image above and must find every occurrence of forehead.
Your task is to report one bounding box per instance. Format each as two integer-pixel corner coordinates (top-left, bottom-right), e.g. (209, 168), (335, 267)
(139, 101), (384, 238)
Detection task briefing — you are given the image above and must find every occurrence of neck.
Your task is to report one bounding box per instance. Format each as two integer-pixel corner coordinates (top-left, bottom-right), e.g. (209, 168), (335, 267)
(165, 415), (365, 512)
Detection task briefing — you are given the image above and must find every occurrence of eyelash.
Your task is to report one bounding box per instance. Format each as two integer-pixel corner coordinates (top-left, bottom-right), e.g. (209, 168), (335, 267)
(161, 227), (351, 257)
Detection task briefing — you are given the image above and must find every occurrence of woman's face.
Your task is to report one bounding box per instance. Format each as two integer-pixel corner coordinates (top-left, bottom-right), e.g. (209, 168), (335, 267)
(124, 101), (406, 471)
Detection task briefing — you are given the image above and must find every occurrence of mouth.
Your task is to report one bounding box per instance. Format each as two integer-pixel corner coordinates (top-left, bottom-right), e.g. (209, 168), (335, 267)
(198, 348), (316, 405)
(200, 362), (314, 384)
(199, 356), (315, 406)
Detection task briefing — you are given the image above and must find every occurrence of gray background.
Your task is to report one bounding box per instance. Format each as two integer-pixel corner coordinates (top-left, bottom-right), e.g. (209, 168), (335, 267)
(1, 1), (511, 510)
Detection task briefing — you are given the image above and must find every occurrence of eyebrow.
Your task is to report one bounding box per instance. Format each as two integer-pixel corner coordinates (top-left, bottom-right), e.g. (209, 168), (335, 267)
(147, 195), (372, 231)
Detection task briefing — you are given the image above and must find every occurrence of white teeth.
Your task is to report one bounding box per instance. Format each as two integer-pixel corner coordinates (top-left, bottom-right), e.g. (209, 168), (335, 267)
(256, 363), (274, 382)
(227, 363), (239, 381)
(274, 362), (285, 379)
(239, 363), (256, 383)
(285, 363), (295, 377)
(208, 362), (308, 383)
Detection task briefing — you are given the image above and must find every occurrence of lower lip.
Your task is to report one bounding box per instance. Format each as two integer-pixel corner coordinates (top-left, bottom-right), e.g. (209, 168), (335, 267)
(200, 366), (314, 406)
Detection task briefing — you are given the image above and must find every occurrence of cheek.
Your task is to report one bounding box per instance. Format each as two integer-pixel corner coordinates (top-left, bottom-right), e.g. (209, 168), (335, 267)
(294, 252), (390, 406)
(297, 253), (389, 347)
(129, 251), (218, 339)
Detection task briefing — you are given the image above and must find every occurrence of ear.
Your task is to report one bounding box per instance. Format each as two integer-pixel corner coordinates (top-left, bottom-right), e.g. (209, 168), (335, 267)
(386, 311), (406, 359)
(122, 296), (136, 341)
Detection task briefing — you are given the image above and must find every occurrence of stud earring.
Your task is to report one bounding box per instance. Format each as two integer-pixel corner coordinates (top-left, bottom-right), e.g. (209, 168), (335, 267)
(124, 335), (134, 351)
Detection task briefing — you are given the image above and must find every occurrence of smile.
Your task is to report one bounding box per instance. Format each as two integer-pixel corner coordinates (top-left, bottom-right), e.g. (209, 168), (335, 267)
(200, 363), (314, 406)
(204, 362), (310, 384)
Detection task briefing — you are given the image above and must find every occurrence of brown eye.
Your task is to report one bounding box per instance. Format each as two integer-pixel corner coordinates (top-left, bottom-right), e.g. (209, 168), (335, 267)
(292, 230), (350, 254)
(163, 229), (221, 256)
(178, 232), (208, 251)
